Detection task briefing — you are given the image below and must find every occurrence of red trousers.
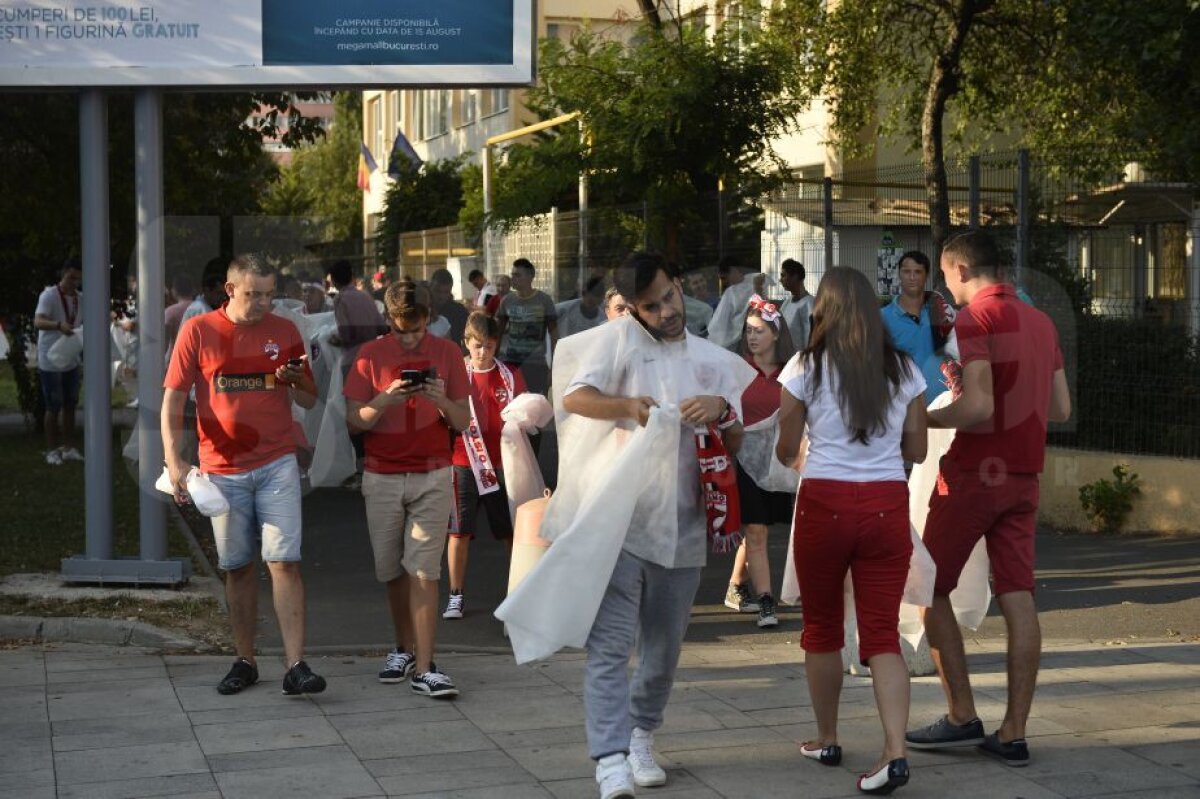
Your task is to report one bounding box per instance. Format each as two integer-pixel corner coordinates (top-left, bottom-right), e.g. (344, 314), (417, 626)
(793, 479), (912, 664)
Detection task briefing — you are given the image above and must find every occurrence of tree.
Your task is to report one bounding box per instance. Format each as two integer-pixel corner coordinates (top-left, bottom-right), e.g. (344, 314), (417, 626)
(261, 91), (363, 245)
(0, 91), (325, 321)
(374, 158), (467, 267)
(775, 0), (1200, 250)
(483, 5), (811, 258)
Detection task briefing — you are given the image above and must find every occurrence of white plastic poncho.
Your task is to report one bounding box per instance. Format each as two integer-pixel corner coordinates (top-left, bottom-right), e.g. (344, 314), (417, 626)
(542, 315), (755, 567)
(500, 392), (554, 518)
(496, 406), (679, 664)
(737, 410), (799, 494)
(707, 274), (778, 348)
(496, 316), (755, 663)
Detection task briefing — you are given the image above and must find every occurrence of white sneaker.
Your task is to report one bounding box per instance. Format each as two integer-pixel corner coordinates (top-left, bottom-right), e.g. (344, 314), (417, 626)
(628, 728), (667, 787)
(45, 449), (64, 466)
(596, 753), (636, 799)
(443, 592), (464, 619)
(60, 447), (84, 462)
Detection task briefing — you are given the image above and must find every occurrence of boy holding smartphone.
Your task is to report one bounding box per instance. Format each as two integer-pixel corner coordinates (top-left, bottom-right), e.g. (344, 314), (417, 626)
(344, 280), (470, 698)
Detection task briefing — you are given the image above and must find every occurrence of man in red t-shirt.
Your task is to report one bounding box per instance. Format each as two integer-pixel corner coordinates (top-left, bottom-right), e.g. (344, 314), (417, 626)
(162, 254), (326, 698)
(444, 312), (528, 621)
(344, 281), (470, 698)
(907, 231), (1072, 766)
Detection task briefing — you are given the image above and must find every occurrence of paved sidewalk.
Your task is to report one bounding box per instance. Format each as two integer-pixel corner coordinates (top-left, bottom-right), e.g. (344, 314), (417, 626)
(3, 639), (1199, 799)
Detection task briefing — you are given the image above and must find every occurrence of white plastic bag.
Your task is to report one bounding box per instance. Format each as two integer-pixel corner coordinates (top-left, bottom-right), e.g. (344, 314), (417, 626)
(154, 466), (230, 517)
(308, 331), (356, 488)
(495, 406), (678, 664)
(500, 393), (553, 519)
(46, 328), (83, 370)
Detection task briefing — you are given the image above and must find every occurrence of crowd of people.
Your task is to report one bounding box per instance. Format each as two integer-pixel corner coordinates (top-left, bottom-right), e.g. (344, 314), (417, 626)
(26, 228), (1069, 797)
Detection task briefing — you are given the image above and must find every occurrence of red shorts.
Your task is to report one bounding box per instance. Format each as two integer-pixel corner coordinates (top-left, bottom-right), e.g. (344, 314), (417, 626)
(923, 457), (1040, 597)
(792, 479), (912, 665)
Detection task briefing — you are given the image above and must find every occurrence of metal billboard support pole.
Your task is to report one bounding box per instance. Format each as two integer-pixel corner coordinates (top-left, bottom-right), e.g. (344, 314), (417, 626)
(63, 88), (189, 585)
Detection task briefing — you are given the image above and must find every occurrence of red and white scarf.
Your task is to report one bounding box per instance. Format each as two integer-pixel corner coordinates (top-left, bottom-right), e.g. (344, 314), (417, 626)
(461, 359), (516, 495)
(697, 406), (743, 553)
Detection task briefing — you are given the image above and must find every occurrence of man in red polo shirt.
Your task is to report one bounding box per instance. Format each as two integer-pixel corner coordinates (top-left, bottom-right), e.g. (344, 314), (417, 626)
(344, 280), (470, 698)
(163, 253), (326, 698)
(907, 231), (1072, 767)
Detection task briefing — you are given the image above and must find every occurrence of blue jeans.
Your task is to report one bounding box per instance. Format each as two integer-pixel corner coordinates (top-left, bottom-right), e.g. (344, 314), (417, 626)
(208, 455), (302, 570)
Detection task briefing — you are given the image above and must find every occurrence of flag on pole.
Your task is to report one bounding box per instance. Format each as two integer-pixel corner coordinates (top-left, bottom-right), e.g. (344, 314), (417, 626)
(387, 132), (424, 180)
(357, 142), (378, 191)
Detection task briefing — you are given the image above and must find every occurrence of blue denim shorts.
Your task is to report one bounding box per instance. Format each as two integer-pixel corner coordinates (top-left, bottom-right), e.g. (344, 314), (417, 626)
(39, 367), (81, 412)
(208, 454), (302, 570)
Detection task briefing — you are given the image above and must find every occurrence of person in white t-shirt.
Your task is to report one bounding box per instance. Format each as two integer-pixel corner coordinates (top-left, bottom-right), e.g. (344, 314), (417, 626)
(32, 259), (84, 465)
(776, 266), (928, 796)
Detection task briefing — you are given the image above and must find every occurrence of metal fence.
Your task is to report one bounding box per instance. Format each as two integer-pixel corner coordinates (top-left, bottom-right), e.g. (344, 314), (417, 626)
(391, 150), (1200, 459)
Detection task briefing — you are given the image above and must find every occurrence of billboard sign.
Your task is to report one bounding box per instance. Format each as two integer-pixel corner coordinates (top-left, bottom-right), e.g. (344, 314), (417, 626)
(0, 0), (534, 87)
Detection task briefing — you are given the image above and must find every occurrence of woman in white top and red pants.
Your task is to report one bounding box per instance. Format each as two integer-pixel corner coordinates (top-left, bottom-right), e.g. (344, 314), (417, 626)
(777, 267), (928, 796)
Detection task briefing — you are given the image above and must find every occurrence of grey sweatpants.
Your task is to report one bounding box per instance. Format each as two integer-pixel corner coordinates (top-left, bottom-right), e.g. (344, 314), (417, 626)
(584, 549), (702, 760)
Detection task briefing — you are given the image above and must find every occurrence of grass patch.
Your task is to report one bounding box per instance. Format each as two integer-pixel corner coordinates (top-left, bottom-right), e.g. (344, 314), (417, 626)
(0, 594), (229, 652)
(0, 427), (196, 575)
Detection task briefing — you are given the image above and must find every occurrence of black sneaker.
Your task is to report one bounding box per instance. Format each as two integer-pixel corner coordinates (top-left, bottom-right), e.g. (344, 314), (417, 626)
(979, 731), (1030, 767)
(282, 660), (327, 696)
(411, 664), (459, 698)
(216, 657), (258, 695)
(757, 593), (779, 628)
(379, 649), (416, 683)
(906, 715), (985, 749)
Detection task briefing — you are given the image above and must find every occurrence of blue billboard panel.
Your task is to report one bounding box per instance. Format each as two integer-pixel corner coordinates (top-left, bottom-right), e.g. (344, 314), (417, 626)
(263, 0), (513, 66)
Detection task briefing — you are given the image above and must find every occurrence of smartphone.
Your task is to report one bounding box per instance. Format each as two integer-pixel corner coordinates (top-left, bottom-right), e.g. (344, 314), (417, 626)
(400, 369), (424, 385)
(287, 357), (303, 368)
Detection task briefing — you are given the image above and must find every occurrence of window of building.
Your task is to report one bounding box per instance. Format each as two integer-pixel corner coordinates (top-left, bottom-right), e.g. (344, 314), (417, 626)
(416, 90), (450, 140)
(486, 88), (509, 118)
(389, 90), (403, 137)
(367, 96), (384, 163)
(460, 89), (477, 127)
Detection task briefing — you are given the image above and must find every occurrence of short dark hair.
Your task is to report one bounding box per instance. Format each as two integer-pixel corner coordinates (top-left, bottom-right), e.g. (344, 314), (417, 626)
(430, 268), (453, 287)
(717, 255), (742, 277)
(468, 268), (484, 282)
(613, 252), (677, 302)
(171, 274), (195, 297)
(228, 253), (274, 281)
(942, 231), (1001, 277)
(584, 275), (605, 298)
(781, 258), (805, 281)
(327, 259), (353, 288)
(60, 256), (81, 276)
(512, 258), (535, 275)
(898, 250), (931, 273)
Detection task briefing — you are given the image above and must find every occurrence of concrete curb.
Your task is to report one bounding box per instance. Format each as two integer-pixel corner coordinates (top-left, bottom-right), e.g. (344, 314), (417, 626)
(0, 614), (205, 650)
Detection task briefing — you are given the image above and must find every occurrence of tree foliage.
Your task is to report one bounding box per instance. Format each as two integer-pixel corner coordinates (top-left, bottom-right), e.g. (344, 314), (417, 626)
(774, 0), (1200, 248)
(374, 158), (467, 266)
(480, 6), (810, 257)
(0, 91), (324, 321)
(261, 91), (363, 245)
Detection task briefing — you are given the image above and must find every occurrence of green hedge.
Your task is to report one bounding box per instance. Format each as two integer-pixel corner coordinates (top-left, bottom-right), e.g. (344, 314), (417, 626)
(1050, 316), (1200, 458)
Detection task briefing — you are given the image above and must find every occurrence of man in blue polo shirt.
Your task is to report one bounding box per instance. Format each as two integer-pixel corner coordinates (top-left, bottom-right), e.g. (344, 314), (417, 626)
(882, 250), (956, 405)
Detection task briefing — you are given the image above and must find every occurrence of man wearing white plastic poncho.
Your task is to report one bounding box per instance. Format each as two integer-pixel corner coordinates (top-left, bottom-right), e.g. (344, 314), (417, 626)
(496, 253), (755, 799)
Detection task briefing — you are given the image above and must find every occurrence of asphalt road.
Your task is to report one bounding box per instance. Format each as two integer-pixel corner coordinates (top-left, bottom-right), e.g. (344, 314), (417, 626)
(250, 485), (1200, 654)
